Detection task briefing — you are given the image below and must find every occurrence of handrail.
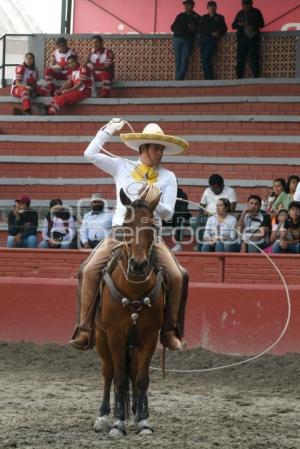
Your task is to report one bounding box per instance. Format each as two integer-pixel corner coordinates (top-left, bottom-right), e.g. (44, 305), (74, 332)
(0, 33), (34, 87)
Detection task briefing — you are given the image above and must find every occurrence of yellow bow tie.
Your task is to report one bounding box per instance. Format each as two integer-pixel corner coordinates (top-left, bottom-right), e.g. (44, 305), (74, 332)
(131, 163), (159, 184)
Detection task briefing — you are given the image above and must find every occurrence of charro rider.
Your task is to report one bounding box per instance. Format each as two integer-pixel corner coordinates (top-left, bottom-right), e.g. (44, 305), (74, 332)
(69, 118), (189, 351)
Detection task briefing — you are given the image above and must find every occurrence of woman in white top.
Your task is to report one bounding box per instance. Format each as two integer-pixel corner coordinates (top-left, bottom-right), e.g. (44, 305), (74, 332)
(201, 198), (238, 252)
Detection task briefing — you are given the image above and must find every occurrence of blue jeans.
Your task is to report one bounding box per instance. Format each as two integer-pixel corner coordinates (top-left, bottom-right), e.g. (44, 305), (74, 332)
(201, 241), (239, 253)
(173, 37), (193, 80)
(7, 234), (37, 248)
(199, 35), (218, 80)
(39, 240), (72, 249)
(271, 241), (299, 254)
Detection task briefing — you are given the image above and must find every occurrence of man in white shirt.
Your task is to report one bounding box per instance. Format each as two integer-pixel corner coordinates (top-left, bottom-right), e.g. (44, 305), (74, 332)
(69, 119), (189, 351)
(80, 193), (113, 249)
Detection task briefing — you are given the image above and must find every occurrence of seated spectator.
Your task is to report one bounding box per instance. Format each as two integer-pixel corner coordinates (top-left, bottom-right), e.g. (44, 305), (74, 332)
(46, 55), (92, 115)
(201, 198), (238, 252)
(80, 193), (113, 249)
(84, 35), (114, 98)
(44, 37), (76, 95)
(271, 201), (300, 254)
(39, 199), (76, 249)
(11, 52), (48, 115)
(262, 177), (286, 214)
(171, 186), (192, 252)
(195, 173), (237, 250)
(7, 195), (38, 248)
(237, 195), (271, 253)
(271, 175), (300, 213)
(270, 209), (289, 245)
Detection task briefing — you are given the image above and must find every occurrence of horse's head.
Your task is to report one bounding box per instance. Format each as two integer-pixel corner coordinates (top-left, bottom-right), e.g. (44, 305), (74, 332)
(120, 188), (161, 276)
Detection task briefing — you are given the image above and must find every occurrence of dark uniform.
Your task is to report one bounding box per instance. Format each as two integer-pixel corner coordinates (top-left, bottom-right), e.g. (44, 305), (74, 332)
(197, 13), (227, 80)
(232, 4), (265, 78)
(171, 9), (200, 80)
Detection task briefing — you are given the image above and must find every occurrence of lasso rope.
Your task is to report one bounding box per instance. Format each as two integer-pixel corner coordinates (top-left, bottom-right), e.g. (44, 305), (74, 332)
(97, 119), (292, 373)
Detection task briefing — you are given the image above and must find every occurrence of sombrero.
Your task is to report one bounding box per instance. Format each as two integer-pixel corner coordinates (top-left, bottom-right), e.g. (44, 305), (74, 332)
(120, 123), (189, 156)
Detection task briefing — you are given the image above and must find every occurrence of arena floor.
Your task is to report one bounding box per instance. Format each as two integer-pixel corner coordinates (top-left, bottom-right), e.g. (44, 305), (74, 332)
(0, 342), (299, 449)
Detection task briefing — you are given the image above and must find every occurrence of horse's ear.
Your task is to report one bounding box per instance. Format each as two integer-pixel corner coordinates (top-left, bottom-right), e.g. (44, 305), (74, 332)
(119, 188), (132, 206)
(148, 192), (162, 212)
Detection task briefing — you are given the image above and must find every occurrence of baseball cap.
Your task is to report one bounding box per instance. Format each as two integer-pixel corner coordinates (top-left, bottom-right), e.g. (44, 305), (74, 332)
(90, 193), (104, 202)
(15, 194), (31, 205)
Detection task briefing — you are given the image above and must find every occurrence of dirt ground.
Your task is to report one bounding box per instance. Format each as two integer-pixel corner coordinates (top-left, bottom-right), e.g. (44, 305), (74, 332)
(0, 342), (299, 449)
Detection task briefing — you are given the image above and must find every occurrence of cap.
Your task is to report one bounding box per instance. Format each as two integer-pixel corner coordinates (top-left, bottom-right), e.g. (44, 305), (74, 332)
(242, 0), (252, 4)
(15, 194), (31, 205)
(183, 0), (195, 5)
(90, 193), (104, 202)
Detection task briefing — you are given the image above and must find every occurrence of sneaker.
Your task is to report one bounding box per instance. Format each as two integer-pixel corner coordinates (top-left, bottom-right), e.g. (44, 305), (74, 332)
(171, 243), (182, 253)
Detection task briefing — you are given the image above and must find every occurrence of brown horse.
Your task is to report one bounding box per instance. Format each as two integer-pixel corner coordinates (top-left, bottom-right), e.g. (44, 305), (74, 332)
(93, 188), (165, 437)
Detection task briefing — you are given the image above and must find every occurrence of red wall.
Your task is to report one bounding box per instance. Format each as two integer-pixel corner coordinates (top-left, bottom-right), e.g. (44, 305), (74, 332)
(73, 0), (300, 33)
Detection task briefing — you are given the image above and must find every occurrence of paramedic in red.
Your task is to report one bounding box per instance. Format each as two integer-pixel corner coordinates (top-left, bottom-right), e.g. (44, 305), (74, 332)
(47, 55), (91, 115)
(85, 35), (113, 98)
(11, 52), (48, 114)
(44, 37), (76, 95)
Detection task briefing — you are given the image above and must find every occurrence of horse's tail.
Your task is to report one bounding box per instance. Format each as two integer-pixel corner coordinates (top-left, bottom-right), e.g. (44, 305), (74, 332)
(124, 347), (131, 420)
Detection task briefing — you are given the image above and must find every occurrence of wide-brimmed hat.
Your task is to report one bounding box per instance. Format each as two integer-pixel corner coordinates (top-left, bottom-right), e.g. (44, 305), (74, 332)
(120, 123), (189, 156)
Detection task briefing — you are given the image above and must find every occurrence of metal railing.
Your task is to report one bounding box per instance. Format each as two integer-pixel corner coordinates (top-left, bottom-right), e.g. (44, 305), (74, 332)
(0, 33), (34, 87)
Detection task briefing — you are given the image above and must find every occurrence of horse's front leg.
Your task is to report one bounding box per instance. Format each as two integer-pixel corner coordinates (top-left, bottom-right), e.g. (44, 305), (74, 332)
(94, 329), (113, 433)
(135, 333), (158, 435)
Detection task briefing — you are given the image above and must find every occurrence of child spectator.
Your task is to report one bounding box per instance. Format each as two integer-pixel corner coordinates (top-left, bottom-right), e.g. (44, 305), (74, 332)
(237, 194), (271, 253)
(271, 175), (300, 213)
(44, 37), (76, 95)
(7, 195), (38, 248)
(11, 52), (48, 115)
(46, 55), (92, 115)
(84, 35), (114, 98)
(201, 198), (238, 252)
(271, 201), (300, 254)
(39, 199), (76, 249)
(171, 186), (192, 252)
(270, 209), (289, 245)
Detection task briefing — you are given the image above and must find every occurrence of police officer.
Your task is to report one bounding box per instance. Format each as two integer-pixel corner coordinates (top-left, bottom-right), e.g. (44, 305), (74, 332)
(232, 0), (265, 79)
(171, 0), (200, 80)
(197, 1), (227, 80)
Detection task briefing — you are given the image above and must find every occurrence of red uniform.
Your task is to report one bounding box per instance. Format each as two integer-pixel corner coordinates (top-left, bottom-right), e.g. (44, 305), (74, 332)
(87, 47), (113, 97)
(48, 65), (92, 115)
(11, 64), (48, 112)
(44, 47), (76, 95)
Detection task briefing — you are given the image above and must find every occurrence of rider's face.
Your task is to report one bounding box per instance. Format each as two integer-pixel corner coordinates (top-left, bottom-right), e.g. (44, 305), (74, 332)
(141, 144), (165, 167)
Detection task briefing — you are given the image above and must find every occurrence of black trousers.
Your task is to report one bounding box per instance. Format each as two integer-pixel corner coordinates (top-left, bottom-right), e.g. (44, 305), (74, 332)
(236, 35), (260, 78)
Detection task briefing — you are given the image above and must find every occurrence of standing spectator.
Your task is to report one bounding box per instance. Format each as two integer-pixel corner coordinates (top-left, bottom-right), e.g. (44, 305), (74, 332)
(171, 186), (192, 252)
(232, 0), (264, 79)
(271, 175), (300, 213)
(85, 35), (114, 98)
(197, 1), (227, 80)
(272, 202), (300, 254)
(44, 37), (76, 95)
(11, 53), (48, 115)
(46, 55), (92, 115)
(39, 199), (76, 249)
(79, 193), (113, 249)
(171, 0), (200, 80)
(201, 198), (238, 252)
(7, 195), (38, 248)
(237, 195), (271, 253)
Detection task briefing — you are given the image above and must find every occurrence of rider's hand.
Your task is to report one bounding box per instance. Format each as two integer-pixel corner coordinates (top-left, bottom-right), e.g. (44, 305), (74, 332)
(104, 118), (125, 135)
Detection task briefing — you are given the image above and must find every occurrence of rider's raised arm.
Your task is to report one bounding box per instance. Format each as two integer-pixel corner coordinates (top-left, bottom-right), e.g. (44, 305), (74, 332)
(156, 171), (177, 221)
(84, 128), (120, 176)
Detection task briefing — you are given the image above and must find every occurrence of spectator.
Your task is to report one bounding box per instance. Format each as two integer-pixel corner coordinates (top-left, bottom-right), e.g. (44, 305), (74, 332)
(11, 52), (48, 115)
(79, 193), (113, 249)
(44, 37), (76, 95)
(272, 202), (300, 254)
(195, 173), (237, 250)
(271, 175), (300, 213)
(84, 35), (114, 98)
(171, 0), (200, 80)
(171, 186), (192, 252)
(264, 178), (286, 213)
(46, 55), (92, 115)
(232, 0), (264, 79)
(197, 1), (227, 80)
(270, 209), (289, 245)
(7, 195), (38, 248)
(201, 198), (238, 252)
(237, 194), (271, 253)
(294, 178), (300, 201)
(39, 199), (76, 249)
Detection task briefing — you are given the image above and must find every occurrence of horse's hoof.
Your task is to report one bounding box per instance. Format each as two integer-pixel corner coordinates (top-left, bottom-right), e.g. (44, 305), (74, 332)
(136, 419), (154, 436)
(138, 427), (154, 436)
(109, 420), (126, 438)
(93, 415), (110, 433)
